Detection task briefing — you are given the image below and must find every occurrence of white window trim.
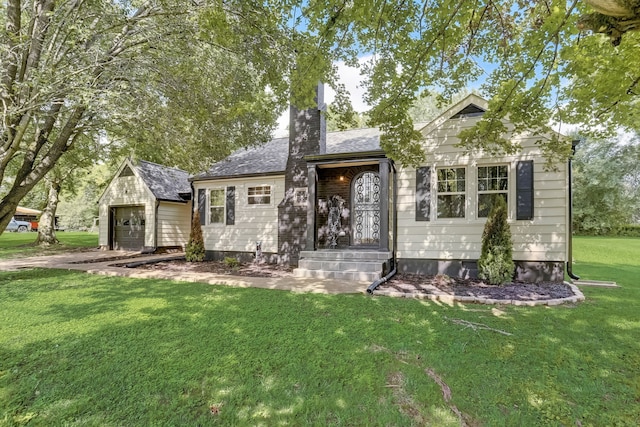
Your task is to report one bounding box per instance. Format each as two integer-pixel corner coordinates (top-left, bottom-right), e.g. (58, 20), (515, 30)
(435, 166), (467, 220)
(293, 187), (308, 207)
(476, 164), (510, 218)
(208, 187), (226, 225)
(246, 185), (273, 207)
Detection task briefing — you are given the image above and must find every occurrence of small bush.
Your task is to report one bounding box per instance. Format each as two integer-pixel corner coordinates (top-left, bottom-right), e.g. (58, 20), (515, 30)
(185, 211), (205, 262)
(224, 257), (239, 268)
(477, 196), (515, 285)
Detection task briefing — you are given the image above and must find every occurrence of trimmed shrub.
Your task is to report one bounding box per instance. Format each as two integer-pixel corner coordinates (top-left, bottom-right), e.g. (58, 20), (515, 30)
(185, 210), (205, 262)
(477, 196), (515, 285)
(224, 257), (240, 269)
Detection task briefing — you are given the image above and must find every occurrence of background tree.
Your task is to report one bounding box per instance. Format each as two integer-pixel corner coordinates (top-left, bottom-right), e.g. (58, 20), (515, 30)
(572, 135), (640, 234)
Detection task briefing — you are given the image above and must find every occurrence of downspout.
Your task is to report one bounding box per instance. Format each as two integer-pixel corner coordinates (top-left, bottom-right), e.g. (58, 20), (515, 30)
(152, 200), (160, 253)
(367, 162), (398, 294)
(566, 139), (580, 281)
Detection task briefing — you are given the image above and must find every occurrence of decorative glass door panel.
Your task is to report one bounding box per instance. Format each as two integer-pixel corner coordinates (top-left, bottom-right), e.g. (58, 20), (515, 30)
(352, 172), (380, 245)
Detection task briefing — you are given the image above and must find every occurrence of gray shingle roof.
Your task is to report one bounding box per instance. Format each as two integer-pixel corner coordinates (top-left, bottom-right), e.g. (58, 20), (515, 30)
(194, 137), (290, 179)
(135, 160), (191, 202)
(195, 126), (401, 180)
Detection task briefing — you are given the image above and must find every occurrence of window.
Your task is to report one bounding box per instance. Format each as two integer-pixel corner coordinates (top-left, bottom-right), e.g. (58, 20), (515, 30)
(436, 167), (466, 218)
(294, 188), (308, 207)
(247, 186), (271, 205)
(477, 165), (508, 217)
(209, 189), (225, 223)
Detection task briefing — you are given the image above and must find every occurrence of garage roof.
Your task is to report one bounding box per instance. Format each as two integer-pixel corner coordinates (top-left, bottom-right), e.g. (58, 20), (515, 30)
(135, 160), (191, 203)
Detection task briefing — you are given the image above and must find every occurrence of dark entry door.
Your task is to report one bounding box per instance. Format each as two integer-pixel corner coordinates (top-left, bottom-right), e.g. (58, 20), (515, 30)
(112, 206), (145, 250)
(352, 172), (381, 246)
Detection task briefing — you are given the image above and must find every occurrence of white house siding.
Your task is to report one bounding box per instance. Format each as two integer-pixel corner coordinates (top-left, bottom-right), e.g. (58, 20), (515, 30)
(98, 174), (156, 249)
(157, 201), (192, 248)
(193, 175), (285, 255)
(396, 116), (568, 265)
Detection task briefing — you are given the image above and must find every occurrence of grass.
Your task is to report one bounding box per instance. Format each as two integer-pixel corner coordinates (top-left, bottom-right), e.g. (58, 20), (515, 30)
(0, 231), (98, 259)
(0, 236), (638, 425)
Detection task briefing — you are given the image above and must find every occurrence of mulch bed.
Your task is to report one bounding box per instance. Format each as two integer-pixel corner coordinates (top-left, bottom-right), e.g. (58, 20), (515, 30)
(132, 260), (575, 301)
(381, 273), (574, 301)
(134, 259), (294, 278)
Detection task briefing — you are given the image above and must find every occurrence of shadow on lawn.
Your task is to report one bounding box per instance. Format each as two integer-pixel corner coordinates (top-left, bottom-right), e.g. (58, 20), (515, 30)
(1, 268), (639, 425)
(1, 273), (442, 425)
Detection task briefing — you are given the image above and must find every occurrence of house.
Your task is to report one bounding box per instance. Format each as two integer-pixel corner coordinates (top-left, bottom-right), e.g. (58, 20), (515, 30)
(191, 91), (570, 283)
(98, 158), (192, 251)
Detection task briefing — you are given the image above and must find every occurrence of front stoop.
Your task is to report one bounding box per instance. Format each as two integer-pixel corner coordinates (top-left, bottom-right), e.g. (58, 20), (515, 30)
(293, 250), (392, 282)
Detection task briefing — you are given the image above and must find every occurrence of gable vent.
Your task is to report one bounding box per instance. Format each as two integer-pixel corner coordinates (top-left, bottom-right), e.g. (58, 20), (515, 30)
(119, 165), (134, 177)
(451, 103), (486, 119)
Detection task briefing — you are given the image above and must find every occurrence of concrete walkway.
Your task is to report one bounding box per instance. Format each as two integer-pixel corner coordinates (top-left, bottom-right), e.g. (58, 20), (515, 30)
(0, 250), (369, 295)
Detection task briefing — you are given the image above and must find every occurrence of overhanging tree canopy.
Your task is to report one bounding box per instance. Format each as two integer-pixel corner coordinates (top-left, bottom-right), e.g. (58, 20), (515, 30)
(3, 0), (640, 234)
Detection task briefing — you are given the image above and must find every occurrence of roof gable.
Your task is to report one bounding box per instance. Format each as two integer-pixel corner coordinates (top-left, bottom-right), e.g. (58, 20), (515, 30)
(99, 158), (191, 204)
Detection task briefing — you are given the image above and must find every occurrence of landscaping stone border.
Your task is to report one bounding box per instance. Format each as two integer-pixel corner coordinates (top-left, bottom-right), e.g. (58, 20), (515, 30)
(372, 281), (585, 306)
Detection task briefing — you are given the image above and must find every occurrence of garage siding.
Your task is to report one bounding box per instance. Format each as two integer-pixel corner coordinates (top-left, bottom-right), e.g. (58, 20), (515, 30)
(157, 201), (192, 248)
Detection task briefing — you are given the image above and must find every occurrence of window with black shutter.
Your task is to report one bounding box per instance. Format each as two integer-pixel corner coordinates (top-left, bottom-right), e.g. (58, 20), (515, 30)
(415, 166), (431, 221)
(516, 160), (534, 220)
(198, 189), (206, 225)
(226, 186), (235, 225)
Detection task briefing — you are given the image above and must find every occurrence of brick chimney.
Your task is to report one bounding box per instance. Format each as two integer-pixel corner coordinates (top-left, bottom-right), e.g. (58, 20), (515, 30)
(278, 84), (326, 265)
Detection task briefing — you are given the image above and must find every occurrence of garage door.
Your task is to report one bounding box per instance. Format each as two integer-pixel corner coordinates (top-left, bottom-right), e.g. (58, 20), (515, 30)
(112, 206), (145, 250)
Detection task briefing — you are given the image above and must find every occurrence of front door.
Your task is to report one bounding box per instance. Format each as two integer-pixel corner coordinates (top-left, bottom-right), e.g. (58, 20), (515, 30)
(352, 171), (380, 246)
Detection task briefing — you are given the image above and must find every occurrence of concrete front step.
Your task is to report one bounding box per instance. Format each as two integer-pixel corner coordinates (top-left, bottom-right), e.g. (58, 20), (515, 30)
(299, 250), (392, 261)
(296, 250), (391, 282)
(293, 268), (381, 282)
(298, 259), (384, 273)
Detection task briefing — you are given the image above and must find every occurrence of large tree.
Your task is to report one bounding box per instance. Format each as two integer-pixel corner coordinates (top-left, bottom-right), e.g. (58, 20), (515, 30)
(289, 0), (640, 165)
(0, 1), (293, 233)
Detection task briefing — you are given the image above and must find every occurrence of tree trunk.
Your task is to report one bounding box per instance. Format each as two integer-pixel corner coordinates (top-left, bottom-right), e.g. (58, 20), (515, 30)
(36, 178), (61, 246)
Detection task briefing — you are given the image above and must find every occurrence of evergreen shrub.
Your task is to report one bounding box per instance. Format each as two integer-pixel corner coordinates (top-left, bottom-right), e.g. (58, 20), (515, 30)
(477, 196), (515, 285)
(185, 210), (205, 262)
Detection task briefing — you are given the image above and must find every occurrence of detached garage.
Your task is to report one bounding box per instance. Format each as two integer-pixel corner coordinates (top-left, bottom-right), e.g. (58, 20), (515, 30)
(98, 158), (192, 251)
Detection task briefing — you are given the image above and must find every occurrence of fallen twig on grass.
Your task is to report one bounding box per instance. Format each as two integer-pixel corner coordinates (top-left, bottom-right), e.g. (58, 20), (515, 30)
(371, 344), (477, 426)
(444, 316), (513, 336)
(425, 368), (468, 427)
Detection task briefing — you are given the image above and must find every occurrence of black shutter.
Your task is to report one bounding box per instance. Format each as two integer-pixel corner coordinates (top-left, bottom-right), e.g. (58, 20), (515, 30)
(516, 160), (534, 220)
(415, 166), (431, 221)
(198, 189), (206, 225)
(226, 186), (235, 225)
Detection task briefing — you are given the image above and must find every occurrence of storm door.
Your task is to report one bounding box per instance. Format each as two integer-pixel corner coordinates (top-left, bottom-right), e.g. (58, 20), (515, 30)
(352, 172), (381, 246)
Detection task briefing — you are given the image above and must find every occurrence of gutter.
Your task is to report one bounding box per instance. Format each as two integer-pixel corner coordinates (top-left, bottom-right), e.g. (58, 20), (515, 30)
(367, 162), (398, 294)
(566, 139), (580, 281)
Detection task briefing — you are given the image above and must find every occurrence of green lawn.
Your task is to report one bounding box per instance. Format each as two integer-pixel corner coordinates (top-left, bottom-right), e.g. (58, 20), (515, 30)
(0, 237), (638, 426)
(0, 231), (98, 259)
